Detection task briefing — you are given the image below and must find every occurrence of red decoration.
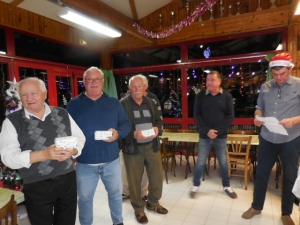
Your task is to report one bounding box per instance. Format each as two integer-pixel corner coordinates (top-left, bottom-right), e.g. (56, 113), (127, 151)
(133, 0), (217, 39)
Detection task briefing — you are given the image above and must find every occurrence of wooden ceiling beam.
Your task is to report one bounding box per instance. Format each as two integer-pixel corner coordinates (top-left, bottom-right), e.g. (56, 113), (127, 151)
(129, 0), (138, 21)
(60, 0), (154, 44)
(9, 0), (24, 9)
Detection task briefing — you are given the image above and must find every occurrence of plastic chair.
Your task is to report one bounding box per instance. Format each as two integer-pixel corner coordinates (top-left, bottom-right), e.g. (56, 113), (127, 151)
(0, 195), (17, 225)
(226, 136), (253, 190)
(160, 137), (176, 184)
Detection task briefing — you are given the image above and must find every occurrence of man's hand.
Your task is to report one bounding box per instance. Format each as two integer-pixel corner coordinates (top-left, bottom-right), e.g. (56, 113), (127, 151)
(59, 147), (76, 161)
(44, 144), (64, 161)
(254, 118), (265, 127)
(279, 118), (294, 128)
(150, 127), (159, 138)
(207, 129), (218, 139)
(103, 128), (119, 142)
(134, 130), (148, 141)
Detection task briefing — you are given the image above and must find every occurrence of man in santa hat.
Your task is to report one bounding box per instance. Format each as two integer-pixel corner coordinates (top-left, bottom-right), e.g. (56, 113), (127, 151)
(242, 53), (300, 225)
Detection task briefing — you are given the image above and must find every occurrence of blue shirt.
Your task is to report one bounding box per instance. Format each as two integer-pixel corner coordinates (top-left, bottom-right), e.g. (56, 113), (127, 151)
(256, 76), (300, 143)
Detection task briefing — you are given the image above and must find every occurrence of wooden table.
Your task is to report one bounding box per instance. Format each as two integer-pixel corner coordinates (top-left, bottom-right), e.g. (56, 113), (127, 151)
(0, 188), (25, 208)
(161, 132), (259, 179)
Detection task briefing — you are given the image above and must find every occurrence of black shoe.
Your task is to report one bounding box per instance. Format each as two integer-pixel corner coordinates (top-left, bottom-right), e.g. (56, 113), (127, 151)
(113, 223), (124, 225)
(122, 194), (130, 200)
(141, 195), (148, 202)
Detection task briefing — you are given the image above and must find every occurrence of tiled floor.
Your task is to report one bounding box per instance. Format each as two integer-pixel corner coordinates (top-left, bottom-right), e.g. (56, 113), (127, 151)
(75, 158), (300, 225)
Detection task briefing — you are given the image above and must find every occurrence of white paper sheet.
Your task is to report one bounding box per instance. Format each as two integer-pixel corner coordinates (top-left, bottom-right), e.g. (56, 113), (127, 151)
(255, 116), (288, 136)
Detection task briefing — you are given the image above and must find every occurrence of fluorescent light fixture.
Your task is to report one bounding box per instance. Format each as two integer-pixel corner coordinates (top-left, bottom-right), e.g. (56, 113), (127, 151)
(295, 1), (300, 15)
(57, 8), (121, 38)
(149, 75), (158, 78)
(0, 51), (6, 54)
(176, 60), (181, 63)
(203, 69), (210, 73)
(276, 44), (283, 50)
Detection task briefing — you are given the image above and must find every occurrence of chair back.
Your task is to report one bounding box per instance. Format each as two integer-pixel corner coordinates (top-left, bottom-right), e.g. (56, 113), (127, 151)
(160, 137), (169, 155)
(227, 136), (252, 155)
(231, 130), (256, 135)
(177, 129), (196, 133)
(0, 195), (17, 225)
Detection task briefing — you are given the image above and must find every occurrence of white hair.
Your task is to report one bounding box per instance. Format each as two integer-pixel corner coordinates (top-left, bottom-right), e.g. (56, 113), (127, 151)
(128, 74), (148, 87)
(83, 67), (104, 79)
(17, 77), (47, 93)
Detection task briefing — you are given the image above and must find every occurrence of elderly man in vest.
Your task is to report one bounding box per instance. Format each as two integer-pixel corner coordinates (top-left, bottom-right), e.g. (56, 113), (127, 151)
(120, 74), (168, 224)
(0, 77), (86, 225)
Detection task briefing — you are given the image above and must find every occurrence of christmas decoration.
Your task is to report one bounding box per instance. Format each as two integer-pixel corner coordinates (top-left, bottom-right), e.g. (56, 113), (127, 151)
(133, 0), (217, 39)
(3, 77), (22, 115)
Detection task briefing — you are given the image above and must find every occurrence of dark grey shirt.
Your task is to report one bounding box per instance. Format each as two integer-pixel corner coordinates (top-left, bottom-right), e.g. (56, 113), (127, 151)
(256, 76), (300, 143)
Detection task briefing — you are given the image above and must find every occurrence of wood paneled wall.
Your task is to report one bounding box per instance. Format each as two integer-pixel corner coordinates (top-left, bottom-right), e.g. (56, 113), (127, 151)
(138, 0), (290, 31)
(0, 1), (108, 51)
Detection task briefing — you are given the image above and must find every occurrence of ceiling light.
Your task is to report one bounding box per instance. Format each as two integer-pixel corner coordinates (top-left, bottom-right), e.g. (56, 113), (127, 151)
(0, 51), (6, 55)
(176, 60), (181, 63)
(203, 70), (210, 73)
(295, 1), (300, 15)
(57, 8), (121, 38)
(149, 75), (158, 78)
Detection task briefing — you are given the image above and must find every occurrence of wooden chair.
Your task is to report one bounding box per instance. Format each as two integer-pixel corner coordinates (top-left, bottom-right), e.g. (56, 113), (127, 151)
(160, 137), (176, 184)
(177, 129), (197, 166)
(226, 136), (253, 190)
(0, 195), (17, 225)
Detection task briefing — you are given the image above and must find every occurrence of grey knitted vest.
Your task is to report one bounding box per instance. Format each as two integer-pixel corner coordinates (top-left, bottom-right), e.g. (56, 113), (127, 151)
(7, 107), (74, 184)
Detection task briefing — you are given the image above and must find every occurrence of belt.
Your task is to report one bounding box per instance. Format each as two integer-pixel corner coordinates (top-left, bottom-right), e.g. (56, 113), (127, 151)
(137, 141), (152, 146)
(46, 174), (67, 181)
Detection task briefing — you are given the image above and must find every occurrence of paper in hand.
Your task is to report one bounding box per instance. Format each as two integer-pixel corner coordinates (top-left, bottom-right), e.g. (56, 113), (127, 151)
(255, 116), (288, 136)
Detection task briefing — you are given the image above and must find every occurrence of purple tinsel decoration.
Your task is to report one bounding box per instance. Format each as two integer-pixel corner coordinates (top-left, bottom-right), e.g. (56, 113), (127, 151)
(133, 0), (217, 39)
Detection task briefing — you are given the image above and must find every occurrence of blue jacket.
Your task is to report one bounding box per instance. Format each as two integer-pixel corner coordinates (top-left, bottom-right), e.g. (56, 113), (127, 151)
(67, 92), (131, 164)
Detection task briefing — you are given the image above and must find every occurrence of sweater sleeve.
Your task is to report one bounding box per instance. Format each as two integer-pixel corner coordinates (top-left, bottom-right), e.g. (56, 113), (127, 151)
(116, 102), (131, 139)
(193, 92), (210, 135)
(215, 92), (234, 135)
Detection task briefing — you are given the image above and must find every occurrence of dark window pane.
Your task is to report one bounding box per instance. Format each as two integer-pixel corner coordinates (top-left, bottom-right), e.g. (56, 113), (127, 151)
(56, 76), (72, 108)
(188, 32), (282, 60)
(188, 61), (268, 118)
(0, 28), (6, 54)
(112, 46), (180, 68)
(0, 62), (9, 125)
(15, 33), (101, 67)
(115, 69), (182, 118)
(19, 67), (49, 104)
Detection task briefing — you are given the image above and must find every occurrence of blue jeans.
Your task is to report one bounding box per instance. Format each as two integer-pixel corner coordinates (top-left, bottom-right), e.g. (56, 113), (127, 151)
(76, 158), (123, 225)
(252, 135), (300, 215)
(193, 138), (230, 187)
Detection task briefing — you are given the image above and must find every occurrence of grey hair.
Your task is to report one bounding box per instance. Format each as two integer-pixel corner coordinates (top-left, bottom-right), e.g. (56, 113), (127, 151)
(17, 77), (47, 93)
(83, 67), (104, 79)
(128, 74), (148, 87)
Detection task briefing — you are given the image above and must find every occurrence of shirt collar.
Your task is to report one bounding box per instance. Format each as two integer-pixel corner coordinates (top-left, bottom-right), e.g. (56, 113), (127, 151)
(24, 102), (51, 121)
(205, 88), (223, 95)
(272, 75), (292, 87)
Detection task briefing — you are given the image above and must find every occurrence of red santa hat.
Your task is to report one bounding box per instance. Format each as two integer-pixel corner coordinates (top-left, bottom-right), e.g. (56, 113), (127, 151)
(269, 53), (294, 68)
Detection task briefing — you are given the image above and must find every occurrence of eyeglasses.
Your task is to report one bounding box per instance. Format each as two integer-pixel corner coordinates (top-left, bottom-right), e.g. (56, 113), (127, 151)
(84, 78), (103, 83)
(278, 86), (281, 99)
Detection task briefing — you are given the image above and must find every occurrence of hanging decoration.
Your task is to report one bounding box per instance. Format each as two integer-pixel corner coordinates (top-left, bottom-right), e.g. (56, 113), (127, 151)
(133, 0), (217, 39)
(4, 77), (22, 115)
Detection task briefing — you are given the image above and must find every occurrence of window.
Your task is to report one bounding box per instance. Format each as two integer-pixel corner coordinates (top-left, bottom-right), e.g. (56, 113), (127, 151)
(0, 28), (6, 54)
(115, 69), (182, 118)
(188, 32), (282, 60)
(112, 45), (180, 68)
(15, 32), (101, 67)
(187, 61), (269, 118)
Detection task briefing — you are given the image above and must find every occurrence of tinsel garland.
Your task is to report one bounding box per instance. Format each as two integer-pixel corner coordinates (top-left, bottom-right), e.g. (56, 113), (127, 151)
(133, 0), (217, 39)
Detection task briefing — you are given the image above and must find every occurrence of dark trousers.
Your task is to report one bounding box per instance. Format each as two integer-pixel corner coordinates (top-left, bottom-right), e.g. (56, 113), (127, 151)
(252, 136), (300, 215)
(23, 171), (77, 225)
